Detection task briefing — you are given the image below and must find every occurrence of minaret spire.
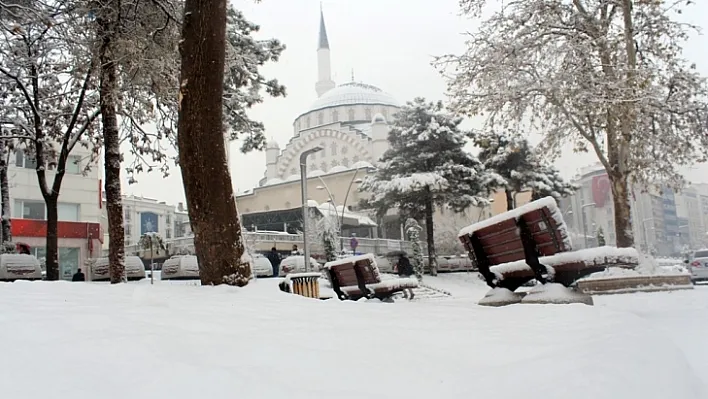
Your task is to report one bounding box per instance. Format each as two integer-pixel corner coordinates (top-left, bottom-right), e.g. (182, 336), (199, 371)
(315, 4), (335, 97)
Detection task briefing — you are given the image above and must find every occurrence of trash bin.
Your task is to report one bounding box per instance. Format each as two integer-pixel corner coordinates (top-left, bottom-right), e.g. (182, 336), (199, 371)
(287, 272), (321, 299)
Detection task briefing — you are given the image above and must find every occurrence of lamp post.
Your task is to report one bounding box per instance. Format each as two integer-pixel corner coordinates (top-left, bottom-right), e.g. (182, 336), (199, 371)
(580, 202), (596, 248)
(316, 178), (341, 233)
(300, 146), (323, 272)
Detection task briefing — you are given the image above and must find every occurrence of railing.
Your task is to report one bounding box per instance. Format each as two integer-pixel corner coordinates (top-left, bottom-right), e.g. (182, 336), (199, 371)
(117, 232), (415, 258)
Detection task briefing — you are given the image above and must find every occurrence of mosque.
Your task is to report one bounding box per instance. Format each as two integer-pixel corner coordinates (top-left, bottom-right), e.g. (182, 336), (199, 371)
(235, 10), (509, 242)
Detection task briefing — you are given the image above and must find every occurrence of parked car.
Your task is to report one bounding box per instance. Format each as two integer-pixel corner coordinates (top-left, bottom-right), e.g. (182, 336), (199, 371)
(91, 256), (146, 281)
(251, 254), (274, 277)
(0, 254), (42, 281)
(280, 255), (321, 276)
(161, 255), (200, 280)
(686, 249), (708, 283)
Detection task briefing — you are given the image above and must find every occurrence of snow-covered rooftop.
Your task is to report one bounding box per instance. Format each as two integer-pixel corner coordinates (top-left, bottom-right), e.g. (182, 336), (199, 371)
(308, 82), (399, 113)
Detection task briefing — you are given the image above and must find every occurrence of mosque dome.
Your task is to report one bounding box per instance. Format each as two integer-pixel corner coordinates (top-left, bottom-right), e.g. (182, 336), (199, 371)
(308, 82), (399, 113)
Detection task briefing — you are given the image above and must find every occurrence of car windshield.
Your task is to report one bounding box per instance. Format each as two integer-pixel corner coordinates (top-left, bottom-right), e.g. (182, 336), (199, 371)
(693, 250), (708, 258)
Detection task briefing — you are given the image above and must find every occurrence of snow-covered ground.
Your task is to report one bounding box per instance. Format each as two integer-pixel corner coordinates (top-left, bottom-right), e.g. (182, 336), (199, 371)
(1, 275), (707, 399)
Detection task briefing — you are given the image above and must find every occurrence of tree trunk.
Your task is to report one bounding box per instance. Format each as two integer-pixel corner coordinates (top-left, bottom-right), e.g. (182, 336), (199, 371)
(98, 11), (126, 284)
(0, 140), (11, 245)
(505, 189), (514, 211)
(45, 197), (59, 280)
(424, 191), (437, 276)
(177, 0), (251, 286)
(609, 171), (634, 248)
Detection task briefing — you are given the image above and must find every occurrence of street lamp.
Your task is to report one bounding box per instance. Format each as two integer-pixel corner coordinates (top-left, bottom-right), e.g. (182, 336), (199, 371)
(316, 180), (341, 233)
(339, 166), (374, 250)
(300, 146), (323, 272)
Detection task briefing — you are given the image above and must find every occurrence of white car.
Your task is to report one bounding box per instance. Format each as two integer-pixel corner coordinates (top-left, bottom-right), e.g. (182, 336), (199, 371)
(687, 249), (708, 283)
(251, 255), (274, 277)
(280, 255), (321, 276)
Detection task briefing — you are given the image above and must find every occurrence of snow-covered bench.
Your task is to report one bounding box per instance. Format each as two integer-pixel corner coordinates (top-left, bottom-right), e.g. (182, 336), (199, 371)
(324, 254), (418, 301)
(458, 197), (639, 292)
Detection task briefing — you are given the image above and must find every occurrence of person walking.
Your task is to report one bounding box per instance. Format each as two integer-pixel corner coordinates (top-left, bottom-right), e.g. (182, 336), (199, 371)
(396, 254), (415, 300)
(266, 247), (282, 277)
(72, 268), (86, 282)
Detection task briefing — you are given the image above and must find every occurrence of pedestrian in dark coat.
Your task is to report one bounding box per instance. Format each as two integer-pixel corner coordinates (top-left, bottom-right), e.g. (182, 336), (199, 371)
(72, 268), (86, 282)
(266, 247), (282, 277)
(396, 254), (415, 300)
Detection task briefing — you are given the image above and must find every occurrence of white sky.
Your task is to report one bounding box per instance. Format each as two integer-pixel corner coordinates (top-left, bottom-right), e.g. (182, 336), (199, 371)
(122, 0), (708, 204)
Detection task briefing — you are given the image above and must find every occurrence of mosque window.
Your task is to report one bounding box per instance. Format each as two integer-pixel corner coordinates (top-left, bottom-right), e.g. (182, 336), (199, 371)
(295, 121), (300, 131)
(306, 116), (311, 128)
(320, 142), (326, 158)
(332, 110), (339, 122)
(348, 108), (355, 121)
(331, 142), (337, 155)
(320, 162), (327, 171)
(341, 146), (349, 155)
(342, 158), (350, 167)
(318, 112), (324, 125)
(365, 108), (372, 121)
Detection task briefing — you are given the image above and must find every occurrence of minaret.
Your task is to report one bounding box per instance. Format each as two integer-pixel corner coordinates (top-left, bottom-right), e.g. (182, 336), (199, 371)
(315, 7), (335, 97)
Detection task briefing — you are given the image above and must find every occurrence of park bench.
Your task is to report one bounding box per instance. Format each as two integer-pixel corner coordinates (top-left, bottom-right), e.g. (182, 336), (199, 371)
(458, 197), (639, 292)
(324, 254), (419, 301)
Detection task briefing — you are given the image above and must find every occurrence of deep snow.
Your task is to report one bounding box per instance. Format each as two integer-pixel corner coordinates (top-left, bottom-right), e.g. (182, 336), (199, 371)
(1, 276), (706, 399)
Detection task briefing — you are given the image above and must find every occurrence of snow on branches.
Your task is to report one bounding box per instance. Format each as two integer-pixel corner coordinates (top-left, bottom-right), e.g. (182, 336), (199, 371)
(438, 0), (708, 247)
(360, 98), (502, 219)
(476, 130), (576, 209)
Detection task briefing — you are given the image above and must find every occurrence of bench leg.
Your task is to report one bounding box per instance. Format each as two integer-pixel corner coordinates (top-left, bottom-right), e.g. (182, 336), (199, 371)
(517, 216), (552, 284)
(353, 265), (374, 299)
(469, 233), (497, 288)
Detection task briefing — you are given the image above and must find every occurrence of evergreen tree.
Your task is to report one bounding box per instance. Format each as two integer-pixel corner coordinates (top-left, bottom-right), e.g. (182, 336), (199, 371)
(360, 98), (502, 275)
(320, 216), (339, 263)
(405, 218), (424, 280)
(476, 130), (576, 210)
(596, 227), (606, 247)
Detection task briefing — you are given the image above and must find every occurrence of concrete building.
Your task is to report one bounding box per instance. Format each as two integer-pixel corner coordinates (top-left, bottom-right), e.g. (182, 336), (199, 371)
(236, 9), (532, 245)
(8, 145), (103, 280)
(101, 195), (190, 250)
(561, 163), (708, 255)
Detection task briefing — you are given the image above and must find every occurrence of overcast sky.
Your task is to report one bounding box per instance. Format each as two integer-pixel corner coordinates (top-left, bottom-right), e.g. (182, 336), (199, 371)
(122, 0), (708, 204)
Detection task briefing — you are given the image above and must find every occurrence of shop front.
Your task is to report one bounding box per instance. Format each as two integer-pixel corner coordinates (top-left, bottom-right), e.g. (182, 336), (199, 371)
(10, 219), (103, 280)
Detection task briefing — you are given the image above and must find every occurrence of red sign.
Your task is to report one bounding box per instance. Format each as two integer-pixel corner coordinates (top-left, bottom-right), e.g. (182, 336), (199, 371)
(11, 219), (103, 243)
(592, 174), (611, 207)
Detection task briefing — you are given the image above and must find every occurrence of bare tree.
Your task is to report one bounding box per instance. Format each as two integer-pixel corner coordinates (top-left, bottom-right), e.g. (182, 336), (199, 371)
(438, 0), (708, 248)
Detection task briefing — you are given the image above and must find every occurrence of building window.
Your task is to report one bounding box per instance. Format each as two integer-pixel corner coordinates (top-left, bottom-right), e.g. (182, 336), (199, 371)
(166, 229), (172, 239)
(341, 146), (349, 155)
(320, 162), (327, 170)
(332, 110), (339, 122)
(365, 108), (372, 121)
(166, 213), (172, 224)
(14, 200), (45, 220)
(58, 203), (80, 221)
(124, 208), (132, 221)
(318, 112), (324, 125)
(342, 158), (350, 167)
(306, 116), (311, 128)
(348, 108), (355, 121)
(15, 151), (37, 169)
(66, 155), (81, 174)
(320, 142), (326, 158)
(331, 142), (337, 156)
